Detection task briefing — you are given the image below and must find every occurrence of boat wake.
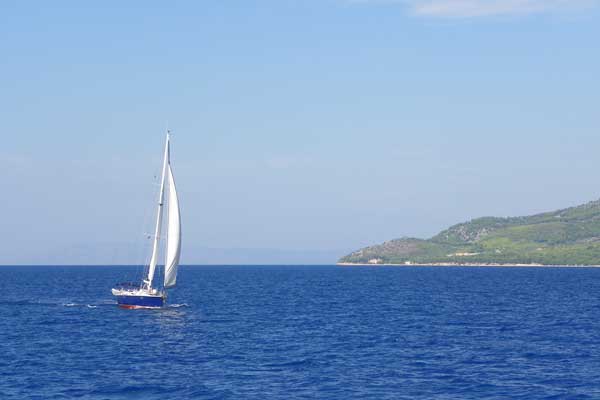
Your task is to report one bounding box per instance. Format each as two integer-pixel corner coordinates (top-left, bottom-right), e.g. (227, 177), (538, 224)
(2, 300), (183, 309)
(62, 302), (114, 308)
(0, 300), (60, 307)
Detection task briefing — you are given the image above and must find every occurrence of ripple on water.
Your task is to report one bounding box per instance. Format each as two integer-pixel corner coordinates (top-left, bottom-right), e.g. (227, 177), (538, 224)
(2, 265), (600, 399)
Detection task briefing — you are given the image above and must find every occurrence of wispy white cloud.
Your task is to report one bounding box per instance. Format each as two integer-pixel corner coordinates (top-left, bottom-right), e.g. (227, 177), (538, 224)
(352, 0), (596, 18)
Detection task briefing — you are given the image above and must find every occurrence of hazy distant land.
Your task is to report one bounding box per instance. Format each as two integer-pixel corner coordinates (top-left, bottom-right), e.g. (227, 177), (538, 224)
(339, 199), (600, 267)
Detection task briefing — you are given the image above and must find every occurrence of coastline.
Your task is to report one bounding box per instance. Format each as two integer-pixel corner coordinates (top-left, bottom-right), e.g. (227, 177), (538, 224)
(336, 262), (600, 268)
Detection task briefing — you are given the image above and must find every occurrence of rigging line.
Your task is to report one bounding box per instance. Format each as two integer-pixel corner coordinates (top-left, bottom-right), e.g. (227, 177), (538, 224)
(137, 169), (161, 284)
(137, 202), (151, 280)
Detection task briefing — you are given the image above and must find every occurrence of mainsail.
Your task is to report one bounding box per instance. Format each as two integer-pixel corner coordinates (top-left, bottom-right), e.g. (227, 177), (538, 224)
(145, 133), (181, 290)
(164, 163), (181, 288)
(146, 137), (169, 287)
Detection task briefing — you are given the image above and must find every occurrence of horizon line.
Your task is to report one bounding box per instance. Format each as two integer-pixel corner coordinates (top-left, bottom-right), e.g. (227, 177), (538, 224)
(0, 263), (340, 267)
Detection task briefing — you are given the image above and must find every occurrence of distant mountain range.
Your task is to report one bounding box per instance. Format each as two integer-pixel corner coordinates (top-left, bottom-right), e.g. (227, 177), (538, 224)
(4, 243), (344, 266)
(339, 200), (600, 266)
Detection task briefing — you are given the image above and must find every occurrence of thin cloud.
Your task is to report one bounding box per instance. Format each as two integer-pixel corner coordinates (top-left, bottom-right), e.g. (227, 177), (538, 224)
(413, 0), (590, 17)
(352, 0), (596, 17)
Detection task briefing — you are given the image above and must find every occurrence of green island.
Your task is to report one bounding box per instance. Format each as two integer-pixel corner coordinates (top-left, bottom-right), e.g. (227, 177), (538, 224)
(339, 199), (600, 266)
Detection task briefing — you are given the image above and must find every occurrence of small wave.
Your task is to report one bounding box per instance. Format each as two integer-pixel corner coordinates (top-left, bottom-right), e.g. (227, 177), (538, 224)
(167, 303), (189, 308)
(86, 304), (97, 308)
(200, 319), (236, 323)
(63, 303), (79, 307)
(264, 358), (311, 368)
(169, 303), (189, 308)
(90, 384), (170, 396)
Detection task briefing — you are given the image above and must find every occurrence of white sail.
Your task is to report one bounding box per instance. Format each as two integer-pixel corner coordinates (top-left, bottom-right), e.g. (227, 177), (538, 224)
(146, 136), (169, 287)
(164, 163), (181, 288)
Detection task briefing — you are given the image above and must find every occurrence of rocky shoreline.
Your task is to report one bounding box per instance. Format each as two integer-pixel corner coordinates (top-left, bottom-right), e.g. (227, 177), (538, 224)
(337, 262), (600, 268)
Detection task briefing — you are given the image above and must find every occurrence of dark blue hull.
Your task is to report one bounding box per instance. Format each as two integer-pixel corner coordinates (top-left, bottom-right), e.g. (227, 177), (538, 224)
(116, 295), (164, 309)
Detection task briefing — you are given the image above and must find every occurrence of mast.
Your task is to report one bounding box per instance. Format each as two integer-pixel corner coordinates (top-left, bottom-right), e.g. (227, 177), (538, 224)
(145, 132), (170, 289)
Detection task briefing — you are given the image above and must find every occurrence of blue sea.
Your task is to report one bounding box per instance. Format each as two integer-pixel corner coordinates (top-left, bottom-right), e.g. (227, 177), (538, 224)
(2, 265), (600, 399)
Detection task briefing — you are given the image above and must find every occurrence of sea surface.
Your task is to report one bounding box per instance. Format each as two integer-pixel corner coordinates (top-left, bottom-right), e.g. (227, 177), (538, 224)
(2, 265), (600, 399)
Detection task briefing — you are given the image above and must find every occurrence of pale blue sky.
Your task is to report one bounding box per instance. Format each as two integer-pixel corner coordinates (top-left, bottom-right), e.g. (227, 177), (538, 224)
(1, 1), (599, 264)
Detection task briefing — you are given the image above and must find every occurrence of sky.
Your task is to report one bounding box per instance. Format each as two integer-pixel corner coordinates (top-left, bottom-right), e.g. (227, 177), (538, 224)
(1, 0), (599, 264)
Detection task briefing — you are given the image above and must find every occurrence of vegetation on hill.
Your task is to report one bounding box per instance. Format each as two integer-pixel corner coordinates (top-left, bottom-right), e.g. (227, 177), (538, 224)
(339, 200), (600, 265)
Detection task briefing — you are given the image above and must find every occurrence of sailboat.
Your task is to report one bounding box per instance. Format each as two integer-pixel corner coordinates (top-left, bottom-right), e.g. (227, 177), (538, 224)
(111, 132), (181, 309)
